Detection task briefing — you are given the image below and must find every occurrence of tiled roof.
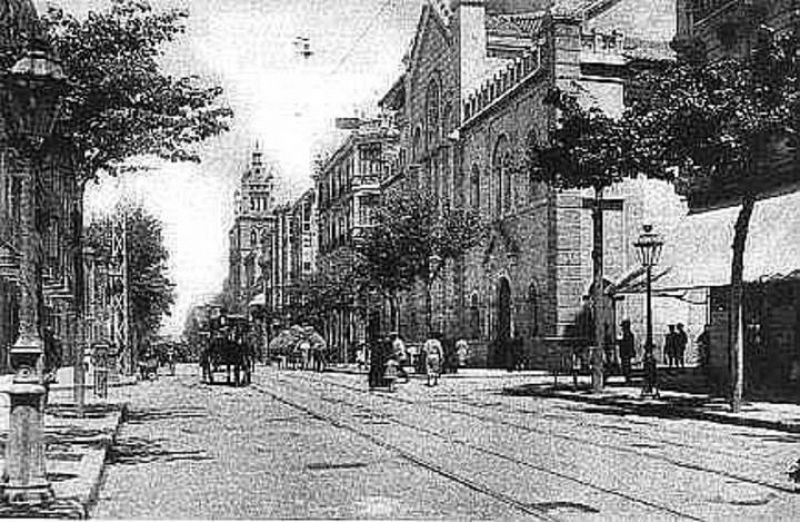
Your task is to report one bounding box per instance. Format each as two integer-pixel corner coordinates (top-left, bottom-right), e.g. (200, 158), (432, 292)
(486, 13), (545, 38)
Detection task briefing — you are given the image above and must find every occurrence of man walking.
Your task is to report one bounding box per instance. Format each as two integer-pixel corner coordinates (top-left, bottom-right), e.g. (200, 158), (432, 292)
(676, 323), (688, 368)
(618, 320), (635, 384)
(665, 324), (677, 367)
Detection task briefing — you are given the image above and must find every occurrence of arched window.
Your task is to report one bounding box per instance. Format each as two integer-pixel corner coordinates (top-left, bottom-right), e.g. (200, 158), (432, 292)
(470, 293), (481, 339)
(426, 79), (441, 149)
(528, 283), (539, 337)
(503, 151), (513, 211)
(250, 230), (257, 248)
(442, 102), (452, 139)
(492, 136), (509, 216)
(470, 164), (481, 210)
(413, 126), (422, 161)
(526, 129), (543, 202)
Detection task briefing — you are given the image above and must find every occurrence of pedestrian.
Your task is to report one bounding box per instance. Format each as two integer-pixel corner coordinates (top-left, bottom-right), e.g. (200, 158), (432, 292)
(664, 324), (677, 367)
(676, 323), (688, 368)
(618, 319), (635, 384)
(356, 342), (368, 371)
(423, 332), (444, 387)
(384, 357), (399, 392)
(455, 338), (469, 371)
(298, 338), (311, 371)
(510, 332), (524, 371)
(368, 335), (387, 389)
(391, 332), (410, 383)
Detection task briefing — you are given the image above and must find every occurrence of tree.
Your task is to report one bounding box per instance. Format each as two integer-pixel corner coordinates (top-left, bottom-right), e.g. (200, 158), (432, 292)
(284, 248), (369, 332)
(527, 87), (644, 390)
(42, 0), (232, 182)
(86, 202), (175, 356)
(358, 188), (486, 334)
(627, 28), (800, 411)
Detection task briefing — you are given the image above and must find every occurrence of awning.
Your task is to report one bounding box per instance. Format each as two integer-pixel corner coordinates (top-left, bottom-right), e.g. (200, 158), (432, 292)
(248, 293), (266, 307)
(614, 190), (800, 293)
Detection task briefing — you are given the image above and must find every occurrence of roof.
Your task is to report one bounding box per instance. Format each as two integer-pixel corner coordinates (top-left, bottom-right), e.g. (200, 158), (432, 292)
(0, 0), (41, 65)
(486, 13), (545, 38)
(614, 190), (800, 294)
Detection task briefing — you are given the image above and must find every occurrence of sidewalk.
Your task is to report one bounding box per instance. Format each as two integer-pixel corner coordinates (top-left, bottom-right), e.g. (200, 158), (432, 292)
(507, 375), (800, 434)
(0, 367), (130, 519)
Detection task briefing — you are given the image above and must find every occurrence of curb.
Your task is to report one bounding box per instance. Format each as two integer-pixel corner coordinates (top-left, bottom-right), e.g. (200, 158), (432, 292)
(80, 402), (127, 518)
(530, 389), (800, 433)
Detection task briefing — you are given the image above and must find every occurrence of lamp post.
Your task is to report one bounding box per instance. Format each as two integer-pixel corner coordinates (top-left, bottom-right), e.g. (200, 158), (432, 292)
(634, 224), (664, 399)
(0, 38), (66, 505)
(426, 252), (443, 335)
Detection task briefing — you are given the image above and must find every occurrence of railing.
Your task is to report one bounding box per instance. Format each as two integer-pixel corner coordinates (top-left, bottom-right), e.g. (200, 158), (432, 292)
(580, 29), (625, 55)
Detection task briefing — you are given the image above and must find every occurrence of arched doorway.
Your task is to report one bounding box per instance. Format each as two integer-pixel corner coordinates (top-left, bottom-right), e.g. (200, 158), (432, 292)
(493, 277), (512, 368)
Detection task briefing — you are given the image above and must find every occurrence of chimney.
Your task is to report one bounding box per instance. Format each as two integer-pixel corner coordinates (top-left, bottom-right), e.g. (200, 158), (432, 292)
(451, 0), (488, 119)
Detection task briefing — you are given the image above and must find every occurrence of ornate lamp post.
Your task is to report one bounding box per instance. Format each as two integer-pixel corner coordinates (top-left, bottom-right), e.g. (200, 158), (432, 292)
(634, 224), (664, 399)
(0, 38), (66, 505)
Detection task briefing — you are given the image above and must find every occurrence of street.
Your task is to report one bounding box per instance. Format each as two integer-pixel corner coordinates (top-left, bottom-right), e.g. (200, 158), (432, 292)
(92, 366), (800, 520)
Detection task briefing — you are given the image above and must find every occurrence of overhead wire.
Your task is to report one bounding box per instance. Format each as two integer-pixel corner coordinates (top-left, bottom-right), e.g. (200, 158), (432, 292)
(329, 0), (397, 76)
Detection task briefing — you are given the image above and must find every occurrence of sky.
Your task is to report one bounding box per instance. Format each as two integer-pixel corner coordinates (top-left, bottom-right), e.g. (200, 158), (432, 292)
(38, 0), (425, 335)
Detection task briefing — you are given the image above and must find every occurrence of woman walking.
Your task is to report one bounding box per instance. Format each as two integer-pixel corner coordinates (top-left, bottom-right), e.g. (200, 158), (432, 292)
(423, 333), (444, 387)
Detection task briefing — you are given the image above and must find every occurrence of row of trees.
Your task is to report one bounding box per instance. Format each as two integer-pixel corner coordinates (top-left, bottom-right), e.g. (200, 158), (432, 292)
(285, 189), (486, 337)
(36, 1), (231, 367)
(531, 27), (800, 411)
(86, 203), (175, 356)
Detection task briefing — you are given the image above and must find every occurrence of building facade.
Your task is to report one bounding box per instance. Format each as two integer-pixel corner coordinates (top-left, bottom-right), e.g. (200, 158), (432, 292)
(635, 0), (800, 396)
(1, 1), (85, 374)
(314, 120), (399, 362)
(228, 147), (278, 311)
(381, 0), (678, 367)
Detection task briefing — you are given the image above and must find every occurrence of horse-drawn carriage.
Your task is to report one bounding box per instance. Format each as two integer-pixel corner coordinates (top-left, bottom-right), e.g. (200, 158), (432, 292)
(200, 311), (256, 386)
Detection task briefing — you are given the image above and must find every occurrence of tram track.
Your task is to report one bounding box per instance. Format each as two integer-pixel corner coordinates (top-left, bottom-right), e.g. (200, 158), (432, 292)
(252, 380), (563, 521)
(295, 371), (797, 496)
(254, 374), (706, 521)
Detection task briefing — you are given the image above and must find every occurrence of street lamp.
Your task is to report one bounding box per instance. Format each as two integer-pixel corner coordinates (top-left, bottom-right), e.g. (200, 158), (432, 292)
(0, 38), (66, 505)
(634, 224), (664, 398)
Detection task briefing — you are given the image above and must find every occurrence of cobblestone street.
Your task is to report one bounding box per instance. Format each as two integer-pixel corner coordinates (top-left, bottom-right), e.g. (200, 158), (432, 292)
(92, 366), (800, 520)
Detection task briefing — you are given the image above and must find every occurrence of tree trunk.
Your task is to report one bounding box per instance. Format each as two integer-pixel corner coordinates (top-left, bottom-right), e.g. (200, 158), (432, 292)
(729, 194), (756, 413)
(426, 280), (433, 337)
(592, 187), (605, 392)
(389, 292), (399, 333)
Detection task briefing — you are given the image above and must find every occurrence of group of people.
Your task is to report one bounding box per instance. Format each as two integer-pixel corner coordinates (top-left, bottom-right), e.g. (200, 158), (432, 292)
(664, 323), (689, 368)
(602, 320), (711, 384)
(368, 332), (455, 390)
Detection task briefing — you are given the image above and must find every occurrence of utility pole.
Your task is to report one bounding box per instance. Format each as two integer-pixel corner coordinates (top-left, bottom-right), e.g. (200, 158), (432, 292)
(582, 190), (624, 392)
(109, 208), (131, 376)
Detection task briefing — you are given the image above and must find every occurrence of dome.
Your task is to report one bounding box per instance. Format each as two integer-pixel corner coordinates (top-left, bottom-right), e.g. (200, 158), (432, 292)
(0, 0), (42, 67)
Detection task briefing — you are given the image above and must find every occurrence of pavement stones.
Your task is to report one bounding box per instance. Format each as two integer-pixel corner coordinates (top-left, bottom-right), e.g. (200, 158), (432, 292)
(0, 369), (128, 519)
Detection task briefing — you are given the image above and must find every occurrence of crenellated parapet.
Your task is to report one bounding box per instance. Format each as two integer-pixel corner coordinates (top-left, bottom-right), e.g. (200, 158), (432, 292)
(462, 46), (543, 124)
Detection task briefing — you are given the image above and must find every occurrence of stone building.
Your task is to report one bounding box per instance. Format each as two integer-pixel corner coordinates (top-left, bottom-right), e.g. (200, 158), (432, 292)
(381, 0), (678, 367)
(627, 0), (800, 396)
(314, 119), (399, 362)
(227, 146), (278, 311)
(0, 0), (84, 373)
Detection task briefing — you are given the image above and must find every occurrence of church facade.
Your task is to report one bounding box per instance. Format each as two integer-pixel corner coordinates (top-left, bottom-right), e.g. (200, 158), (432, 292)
(381, 0), (679, 366)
